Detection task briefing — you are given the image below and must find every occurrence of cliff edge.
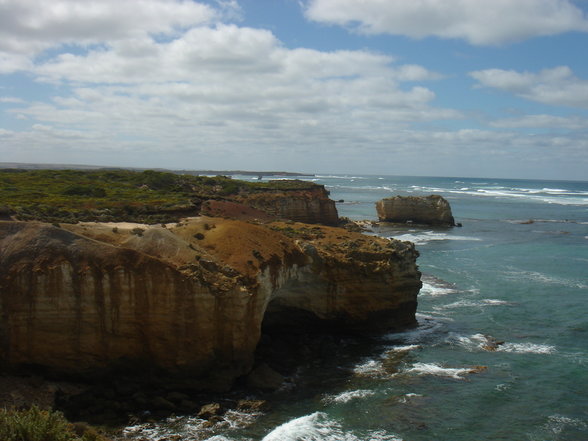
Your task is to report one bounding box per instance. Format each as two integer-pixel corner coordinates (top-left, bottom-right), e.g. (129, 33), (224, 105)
(0, 218), (420, 390)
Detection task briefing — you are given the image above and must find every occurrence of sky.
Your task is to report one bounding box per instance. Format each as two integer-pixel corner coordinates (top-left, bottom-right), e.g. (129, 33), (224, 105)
(1, 0), (588, 180)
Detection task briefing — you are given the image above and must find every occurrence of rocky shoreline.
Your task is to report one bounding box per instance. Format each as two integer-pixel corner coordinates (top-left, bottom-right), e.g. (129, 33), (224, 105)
(0, 176), (463, 437)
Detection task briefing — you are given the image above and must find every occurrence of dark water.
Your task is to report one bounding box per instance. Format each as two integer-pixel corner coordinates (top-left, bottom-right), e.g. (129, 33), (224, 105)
(122, 175), (588, 441)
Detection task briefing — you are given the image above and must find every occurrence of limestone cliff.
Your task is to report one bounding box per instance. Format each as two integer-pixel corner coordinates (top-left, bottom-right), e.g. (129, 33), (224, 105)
(376, 195), (455, 226)
(237, 185), (339, 226)
(0, 218), (420, 389)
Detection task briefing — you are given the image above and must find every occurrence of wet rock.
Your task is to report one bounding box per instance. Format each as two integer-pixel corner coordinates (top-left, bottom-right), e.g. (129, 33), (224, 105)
(237, 399), (269, 412)
(246, 363), (285, 391)
(197, 402), (223, 419)
(480, 335), (505, 351)
(469, 365), (488, 374)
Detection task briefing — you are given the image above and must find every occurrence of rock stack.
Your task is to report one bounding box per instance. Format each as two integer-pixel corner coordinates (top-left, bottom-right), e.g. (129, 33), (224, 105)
(376, 195), (455, 226)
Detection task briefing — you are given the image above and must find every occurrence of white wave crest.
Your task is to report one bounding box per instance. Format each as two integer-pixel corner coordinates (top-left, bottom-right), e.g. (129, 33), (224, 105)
(397, 392), (424, 404)
(261, 412), (403, 441)
(436, 299), (512, 310)
(204, 437), (239, 441)
(496, 342), (556, 354)
(542, 414), (588, 436)
(388, 231), (482, 245)
(353, 359), (387, 378)
(322, 389), (376, 404)
(262, 413), (341, 441)
(315, 175), (368, 180)
(420, 281), (458, 297)
(388, 344), (421, 352)
(405, 362), (485, 379)
(446, 333), (490, 351)
(503, 270), (588, 289)
(122, 408), (262, 440)
(469, 188), (588, 206)
(447, 333), (556, 354)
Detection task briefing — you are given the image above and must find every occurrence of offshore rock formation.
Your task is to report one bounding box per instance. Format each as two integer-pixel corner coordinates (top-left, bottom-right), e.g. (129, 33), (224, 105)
(376, 195), (455, 226)
(0, 218), (420, 390)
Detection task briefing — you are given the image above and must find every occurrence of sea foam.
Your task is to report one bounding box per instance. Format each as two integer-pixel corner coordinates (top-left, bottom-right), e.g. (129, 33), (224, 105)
(447, 333), (556, 354)
(388, 231), (481, 245)
(496, 342), (556, 354)
(405, 362), (484, 379)
(322, 389), (376, 404)
(261, 412), (403, 441)
(419, 281), (458, 297)
(435, 299), (512, 310)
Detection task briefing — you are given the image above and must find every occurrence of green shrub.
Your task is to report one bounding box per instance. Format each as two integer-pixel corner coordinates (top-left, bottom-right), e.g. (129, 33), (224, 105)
(131, 227), (144, 237)
(62, 185), (106, 198)
(0, 406), (107, 441)
(0, 169), (323, 224)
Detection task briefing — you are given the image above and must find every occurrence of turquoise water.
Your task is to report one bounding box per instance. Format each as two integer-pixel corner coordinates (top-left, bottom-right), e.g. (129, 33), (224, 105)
(123, 175), (588, 441)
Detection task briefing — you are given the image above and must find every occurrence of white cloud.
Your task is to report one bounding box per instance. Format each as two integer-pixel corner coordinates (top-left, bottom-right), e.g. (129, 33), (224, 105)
(14, 24), (452, 136)
(0, 19), (462, 174)
(0, 0), (219, 73)
(0, 96), (25, 103)
(470, 66), (588, 108)
(0, 0), (216, 52)
(0, 53), (33, 74)
(490, 114), (588, 130)
(304, 0), (588, 45)
(2, 1), (585, 179)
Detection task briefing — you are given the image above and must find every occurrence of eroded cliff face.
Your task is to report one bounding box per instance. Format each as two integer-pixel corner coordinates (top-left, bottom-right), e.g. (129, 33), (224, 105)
(0, 217), (419, 389)
(376, 195), (455, 226)
(237, 186), (339, 226)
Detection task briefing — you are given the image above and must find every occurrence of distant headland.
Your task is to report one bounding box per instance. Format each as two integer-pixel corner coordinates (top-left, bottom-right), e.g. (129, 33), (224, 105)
(0, 162), (314, 178)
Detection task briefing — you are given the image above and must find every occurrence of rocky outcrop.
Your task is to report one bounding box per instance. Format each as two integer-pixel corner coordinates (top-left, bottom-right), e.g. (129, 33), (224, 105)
(376, 195), (455, 226)
(0, 218), (420, 390)
(237, 185), (339, 226)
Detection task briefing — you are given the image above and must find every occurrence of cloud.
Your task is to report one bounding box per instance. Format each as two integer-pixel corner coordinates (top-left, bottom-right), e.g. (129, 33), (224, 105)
(0, 96), (25, 104)
(0, 18), (464, 174)
(2, 1), (585, 179)
(0, 53), (33, 74)
(490, 114), (588, 129)
(0, 0), (219, 73)
(304, 0), (588, 45)
(470, 66), (588, 108)
(12, 24), (453, 136)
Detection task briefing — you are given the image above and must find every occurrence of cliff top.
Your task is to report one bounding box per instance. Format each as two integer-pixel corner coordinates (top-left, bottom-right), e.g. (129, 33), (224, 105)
(0, 169), (323, 224)
(54, 217), (408, 279)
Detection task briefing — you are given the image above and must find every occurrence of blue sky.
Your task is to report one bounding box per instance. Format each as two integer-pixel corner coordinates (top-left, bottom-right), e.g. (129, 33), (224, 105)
(1, 0), (588, 180)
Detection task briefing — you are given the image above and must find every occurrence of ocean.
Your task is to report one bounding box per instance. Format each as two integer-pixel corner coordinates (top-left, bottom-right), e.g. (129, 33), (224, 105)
(121, 175), (588, 441)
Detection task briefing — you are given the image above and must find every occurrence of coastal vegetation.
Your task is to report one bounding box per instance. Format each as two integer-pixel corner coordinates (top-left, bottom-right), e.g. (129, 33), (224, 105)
(0, 406), (108, 441)
(0, 169), (317, 224)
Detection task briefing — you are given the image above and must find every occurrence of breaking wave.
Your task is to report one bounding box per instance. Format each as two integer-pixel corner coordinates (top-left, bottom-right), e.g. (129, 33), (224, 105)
(261, 412), (403, 441)
(404, 362), (485, 379)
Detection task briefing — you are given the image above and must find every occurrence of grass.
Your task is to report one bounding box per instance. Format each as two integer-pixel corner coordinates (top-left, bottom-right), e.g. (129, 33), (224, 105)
(0, 169), (318, 224)
(0, 406), (108, 441)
